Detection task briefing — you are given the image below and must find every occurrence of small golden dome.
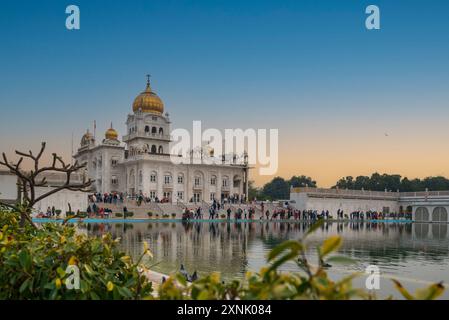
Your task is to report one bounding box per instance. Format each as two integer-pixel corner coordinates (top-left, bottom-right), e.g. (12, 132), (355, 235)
(81, 130), (94, 146)
(105, 123), (118, 140)
(132, 76), (164, 114)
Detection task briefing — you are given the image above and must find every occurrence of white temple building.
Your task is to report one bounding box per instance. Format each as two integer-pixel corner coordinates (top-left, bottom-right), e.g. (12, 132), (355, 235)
(74, 77), (249, 204)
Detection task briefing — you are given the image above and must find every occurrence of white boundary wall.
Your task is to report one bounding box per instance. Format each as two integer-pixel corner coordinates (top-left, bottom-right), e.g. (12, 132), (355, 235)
(0, 172), (18, 201)
(290, 191), (399, 214)
(34, 187), (88, 215)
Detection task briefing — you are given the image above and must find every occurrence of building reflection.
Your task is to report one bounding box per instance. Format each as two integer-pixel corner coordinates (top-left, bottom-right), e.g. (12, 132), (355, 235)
(78, 221), (449, 279)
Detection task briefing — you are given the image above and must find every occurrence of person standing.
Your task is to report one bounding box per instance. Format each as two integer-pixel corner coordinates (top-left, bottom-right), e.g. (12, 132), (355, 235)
(208, 206), (214, 219)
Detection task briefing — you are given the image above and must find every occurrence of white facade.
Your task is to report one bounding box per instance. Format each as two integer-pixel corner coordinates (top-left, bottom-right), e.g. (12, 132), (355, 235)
(290, 187), (400, 215)
(0, 171), (18, 202)
(34, 187), (87, 214)
(74, 79), (249, 203)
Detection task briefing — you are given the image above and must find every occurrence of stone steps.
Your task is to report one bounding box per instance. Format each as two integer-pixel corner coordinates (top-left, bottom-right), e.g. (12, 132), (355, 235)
(89, 201), (283, 219)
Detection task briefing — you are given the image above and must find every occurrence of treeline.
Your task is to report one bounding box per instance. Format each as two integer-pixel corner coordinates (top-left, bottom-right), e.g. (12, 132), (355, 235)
(333, 173), (449, 192)
(249, 175), (316, 201)
(251, 173), (449, 201)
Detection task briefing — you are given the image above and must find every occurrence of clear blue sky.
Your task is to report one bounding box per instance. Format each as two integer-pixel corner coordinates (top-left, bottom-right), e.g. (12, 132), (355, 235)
(1, 0), (449, 186)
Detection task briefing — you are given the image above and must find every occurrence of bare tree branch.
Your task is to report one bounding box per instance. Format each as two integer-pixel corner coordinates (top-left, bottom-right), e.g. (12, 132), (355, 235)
(0, 142), (93, 227)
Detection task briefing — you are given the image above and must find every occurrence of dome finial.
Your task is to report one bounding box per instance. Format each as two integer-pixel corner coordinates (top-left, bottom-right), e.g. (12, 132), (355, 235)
(146, 74), (151, 90)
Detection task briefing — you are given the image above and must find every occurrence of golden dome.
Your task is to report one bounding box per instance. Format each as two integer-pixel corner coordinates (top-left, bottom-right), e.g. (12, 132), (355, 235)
(105, 123), (118, 140)
(132, 76), (164, 114)
(81, 130), (94, 146)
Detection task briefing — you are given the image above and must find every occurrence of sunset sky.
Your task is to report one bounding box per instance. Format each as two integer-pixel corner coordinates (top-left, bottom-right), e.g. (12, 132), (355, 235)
(1, 0), (449, 187)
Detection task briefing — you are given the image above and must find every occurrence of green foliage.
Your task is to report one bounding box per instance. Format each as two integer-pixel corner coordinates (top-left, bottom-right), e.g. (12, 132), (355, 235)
(393, 279), (445, 300)
(254, 175), (317, 201)
(289, 175), (317, 188)
(124, 212), (134, 218)
(333, 172), (449, 192)
(0, 212), (444, 300)
(171, 213), (176, 218)
(78, 212), (88, 218)
(253, 172), (449, 201)
(262, 177), (290, 200)
(0, 211), (153, 299)
(115, 213), (123, 218)
(147, 212), (153, 217)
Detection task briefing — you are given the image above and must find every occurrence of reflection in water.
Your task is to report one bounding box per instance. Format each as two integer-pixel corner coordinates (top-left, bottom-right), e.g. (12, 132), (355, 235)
(79, 221), (449, 297)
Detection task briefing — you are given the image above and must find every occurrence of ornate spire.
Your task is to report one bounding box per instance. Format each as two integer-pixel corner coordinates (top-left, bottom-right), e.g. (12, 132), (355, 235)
(145, 74), (151, 91)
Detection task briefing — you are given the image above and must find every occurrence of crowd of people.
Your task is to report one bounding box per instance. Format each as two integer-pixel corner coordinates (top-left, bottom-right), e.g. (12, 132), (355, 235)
(34, 206), (60, 218)
(131, 191), (247, 207)
(89, 192), (125, 205)
(181, 202), (413, 222)
(34, 193), (412, 221)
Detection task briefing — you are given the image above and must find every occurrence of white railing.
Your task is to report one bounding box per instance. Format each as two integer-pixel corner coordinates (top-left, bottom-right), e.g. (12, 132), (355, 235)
(122, 132), (171, 141)
(293, 187), (399, 198)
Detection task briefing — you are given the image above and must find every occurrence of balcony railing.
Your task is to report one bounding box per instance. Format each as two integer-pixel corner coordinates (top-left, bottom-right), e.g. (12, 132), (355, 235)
(123, 132), (171, 141)
(162, 182), (173, 189)
(193, 184), (203, 190)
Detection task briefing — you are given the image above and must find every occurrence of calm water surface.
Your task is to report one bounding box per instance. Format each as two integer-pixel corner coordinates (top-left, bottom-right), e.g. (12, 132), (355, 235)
(79, 221), (449, 298)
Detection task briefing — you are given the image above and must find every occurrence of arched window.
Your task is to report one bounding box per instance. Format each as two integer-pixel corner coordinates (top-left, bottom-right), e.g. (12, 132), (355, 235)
(178, 174), (184, 184)
(193, 171), (204, 189)
(233, 175), (241, 188)
(164, 174), (172, 185)
(432, 207), (448, 222)
(158, 146), (163, 154)
(151, 145), (157, 153)
(210, 175), (217, 186)
(138, 170), (143, 185)
(151, 127), (157, 134)
(415, 207), (429, 222)
(159, 127), (163, 135)
(145, 125), (150, 133)
(150, 171), (157, 183)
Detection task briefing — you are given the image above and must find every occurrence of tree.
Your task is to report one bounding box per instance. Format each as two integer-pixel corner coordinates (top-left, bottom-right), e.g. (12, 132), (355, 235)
(333, 176), (354, 189)
(0, 142), (93, 227)
(247, 180), (259, 201)
(289, 175), (316, 188)
(421, 176), (449, 191)
(262, 177), (290, 200)
(332, 172), (449, 192)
